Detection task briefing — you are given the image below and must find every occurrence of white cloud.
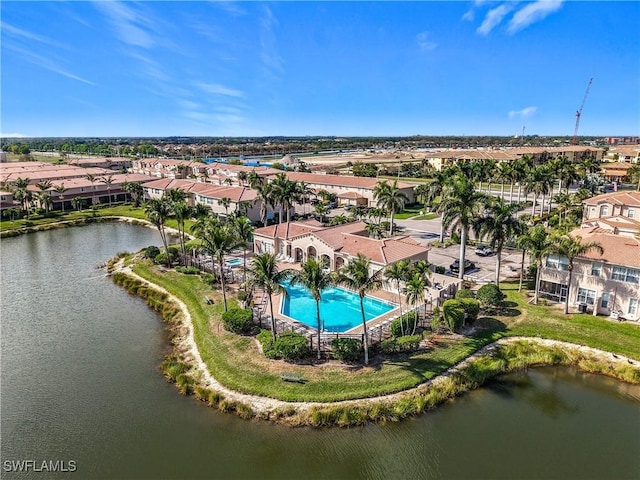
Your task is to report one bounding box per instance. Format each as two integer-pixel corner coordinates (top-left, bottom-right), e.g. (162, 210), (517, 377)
(259, 5), (283, 78)
(507, 1), (564, 34)
(508, 106), (538, 119)
(416, 31), (437, 51)
(93, 1), (170, 49)
(462, 9), (475, 22)
(195, 82), (245, 98)
(477, 4), (513, 35)
(0, 133), (29, 138)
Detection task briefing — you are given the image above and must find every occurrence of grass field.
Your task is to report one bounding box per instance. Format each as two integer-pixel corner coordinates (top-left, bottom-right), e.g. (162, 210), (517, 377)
(130, 264), (640, 403)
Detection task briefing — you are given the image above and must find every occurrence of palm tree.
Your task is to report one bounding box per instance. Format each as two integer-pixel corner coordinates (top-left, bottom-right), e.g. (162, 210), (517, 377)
(254, 182), (274, 226)
(314, 203), (328, 224)
(627, 163), (640, 191)
(144, 198), (171, 262)
(123, 181), (144, 207)
(549, 235), (603, 314)
(333, 253), (384, 365)
(233, 215), (254, 284)
(245, 252), (290, 341)
(271, 173), (299, 223)
(218, 197), (231, 217)
(516, 224), (549, 295)
(384, 260), (410, 333)
(524, 165), (553, 217)
(237, 171), (248, 187)
(403, 272), (426, 334)
(473, 199), (526, 285)
(193, 217), (240, 312)
(85, 173), (98, 206)
(552, 156), (579, 195)
(53, 183), (68, 213)
(35, 180), (53, 212)
(12, 177), (32, 217)
(440, 174), (488, 279)
(100, 175), (115, 206)
(373, 179), (408, 236)
(511, 156), (532, 204)
(289, 258), (333, 359)
(71, 196), (86, 212)
(496, 162), (512, 200)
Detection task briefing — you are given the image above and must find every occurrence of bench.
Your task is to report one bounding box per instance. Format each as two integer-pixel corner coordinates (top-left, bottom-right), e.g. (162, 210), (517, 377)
(204, 296), (214, 305)
(280, 371), (305, 383)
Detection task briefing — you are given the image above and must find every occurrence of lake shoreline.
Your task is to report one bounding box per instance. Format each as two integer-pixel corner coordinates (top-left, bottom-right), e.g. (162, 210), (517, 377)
(110, 261), (640, 427)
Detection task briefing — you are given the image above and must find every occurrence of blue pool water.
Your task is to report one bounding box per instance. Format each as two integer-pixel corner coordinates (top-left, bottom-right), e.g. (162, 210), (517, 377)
(226, 258), (243, 267)
(281, 282), (395, 332)
(244, 161), (272, 167)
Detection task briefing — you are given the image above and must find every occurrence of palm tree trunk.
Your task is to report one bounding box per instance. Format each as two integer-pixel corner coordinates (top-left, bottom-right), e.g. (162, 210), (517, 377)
(458, 226), (467, 280)
(218, 255), (228, 311)
(495, 248), (502, 285)
(360, 297), (369, 365)
(564, 268), (573, 314)
(389, 210), (394, 235)
(268, 293), (277, 341)
(517, 184), (522, 204)
(533, 261), (542, 305)
(500, 182), (505, 200)
(396, 280), (404, 335)
(316, 301), (322, 360)
(439, 217), (445, 243)
(509, 183), (514, 204)
(518, 249), (526, 292)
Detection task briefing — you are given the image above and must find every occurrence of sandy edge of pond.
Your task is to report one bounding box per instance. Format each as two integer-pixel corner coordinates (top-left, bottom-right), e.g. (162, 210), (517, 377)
(116, 263), (639, 415)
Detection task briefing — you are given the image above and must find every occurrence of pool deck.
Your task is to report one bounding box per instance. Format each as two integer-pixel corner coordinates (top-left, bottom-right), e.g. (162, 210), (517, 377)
(253, 260), (403, 337)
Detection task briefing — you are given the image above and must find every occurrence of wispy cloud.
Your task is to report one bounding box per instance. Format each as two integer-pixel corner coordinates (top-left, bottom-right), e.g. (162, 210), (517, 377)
(1, 22), (68, 49)
(4, 42), (96, 86)
(195, 82), (245, 98)
(259, 5), (283, 78)
(93, 1), (164, 49)
(507, 1), (564, 34)
(416, 31), (437, 51)
(509, 106), (538, 119)
(0, 133), (29, 138)
(477, 4), (514, 35)
(214, 1), (247, 17)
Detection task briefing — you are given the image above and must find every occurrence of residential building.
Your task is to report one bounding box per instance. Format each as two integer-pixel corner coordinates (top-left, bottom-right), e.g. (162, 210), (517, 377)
(582, 191), (640, 226)
(253, 220), (429, 274)
(276, 172), (416, 206)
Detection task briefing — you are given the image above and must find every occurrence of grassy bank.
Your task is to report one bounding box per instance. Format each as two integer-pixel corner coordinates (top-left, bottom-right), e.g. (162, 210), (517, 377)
(129, 264), (640, 406)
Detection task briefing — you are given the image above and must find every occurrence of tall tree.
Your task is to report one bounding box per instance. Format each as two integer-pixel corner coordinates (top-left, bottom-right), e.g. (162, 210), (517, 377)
(373, 179), (408, 235)
(384, 260), (410, 334)
(218, 197), (231, 217)
(192, 217), (240, 312)
(145, 198), (172, 264)
(85, 173), (98, 206)
(289, 258), (333, 359)
(53, 183), (68, 213)
(549, 234), (603, 314)
(333, 253), (384, 365)
(440, 174), (488, 279)
(245, 252), (290, 341)
(402, 273), (427, 334)
(100, 175), (115, 206)
(233, 215), (254, 285)
(123, 181), (144, 207)
(473, 199), (526, 285)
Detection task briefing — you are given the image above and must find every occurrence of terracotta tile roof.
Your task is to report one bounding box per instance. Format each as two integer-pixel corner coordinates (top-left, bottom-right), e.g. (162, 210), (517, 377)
(570, 227), (640, 268)
(583, 191), (640, 207)
(206, 162), (281, 176)
(281, 172), (414, 190)
(337, 191), (366, 199)
(253, 221), (323, 239)
(142, 178), (257, 202)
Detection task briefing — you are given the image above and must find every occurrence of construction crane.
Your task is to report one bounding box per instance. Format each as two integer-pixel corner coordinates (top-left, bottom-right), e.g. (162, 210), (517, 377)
(572, 77), (593, 145)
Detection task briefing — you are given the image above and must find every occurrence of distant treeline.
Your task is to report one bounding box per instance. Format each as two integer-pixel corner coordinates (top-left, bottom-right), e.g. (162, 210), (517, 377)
(1, 135), (604, 159)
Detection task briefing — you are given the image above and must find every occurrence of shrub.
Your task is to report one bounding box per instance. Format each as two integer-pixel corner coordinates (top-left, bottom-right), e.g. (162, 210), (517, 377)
(271, 331), (312, 361)
(201, 273), (217, 287)
(459, 298), (481, 324)
(331, 338), (362, 363)
(154, 253), (170, 265)
(396, 335), (421, 351)
(442, 299), (465, 333)
(476, 284), (506, 309)
(431, 306), (443, 332)
(391, 311), (418, 337)
(221, 308), (254, 334)
(435, 265), (446, 275)
(256, 329), (275, 357)
(381, 338), (399, 354)
(455, 288), (475, 300)
(237, 290), (248, 302)
(144, 245), (160, 259)
(175, 266), (200, 275)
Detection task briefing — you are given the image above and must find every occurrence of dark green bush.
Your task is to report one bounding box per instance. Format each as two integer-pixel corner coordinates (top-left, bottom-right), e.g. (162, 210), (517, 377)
(331, 338), (362, 363)
(237, 290), (248, 302)
(442, 299), (466, 333)
(435, 265), (446, 275)
(201, 273), (217, 286)
(477, 284), (506, 309)
(459, 298), (481, 323)
(272, 331), (312, 361)
(221, 308), (254, 334)
(154, 253), (170, 265)
(175, 266), (200, 274)
(391, 311), (418, 337)
(455, 288), (475, 300)
(144, 245), (160, 259)
(256, 329), (275, 357)
(381, 338), (399, 354)
(396, 335), (421, 351)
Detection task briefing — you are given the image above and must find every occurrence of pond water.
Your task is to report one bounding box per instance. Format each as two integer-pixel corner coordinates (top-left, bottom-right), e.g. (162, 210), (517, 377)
(1, 223), (639, 480)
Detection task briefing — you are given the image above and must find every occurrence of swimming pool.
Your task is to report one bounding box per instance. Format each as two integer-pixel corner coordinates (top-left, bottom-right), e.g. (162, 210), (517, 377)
(225, 258), (243, 267)
(281, 281), (395, 333)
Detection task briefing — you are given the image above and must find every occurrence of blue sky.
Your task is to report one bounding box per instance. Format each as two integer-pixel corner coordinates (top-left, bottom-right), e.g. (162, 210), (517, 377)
(2, 1), (639, 138)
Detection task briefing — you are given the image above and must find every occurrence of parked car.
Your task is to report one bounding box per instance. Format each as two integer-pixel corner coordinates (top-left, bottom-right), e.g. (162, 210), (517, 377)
(475, 245), (493, 256)
(450, 259), (476, 273)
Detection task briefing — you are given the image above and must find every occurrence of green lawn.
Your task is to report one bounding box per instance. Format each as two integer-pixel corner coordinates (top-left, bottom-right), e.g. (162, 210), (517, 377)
(129, 267), (640, 403)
